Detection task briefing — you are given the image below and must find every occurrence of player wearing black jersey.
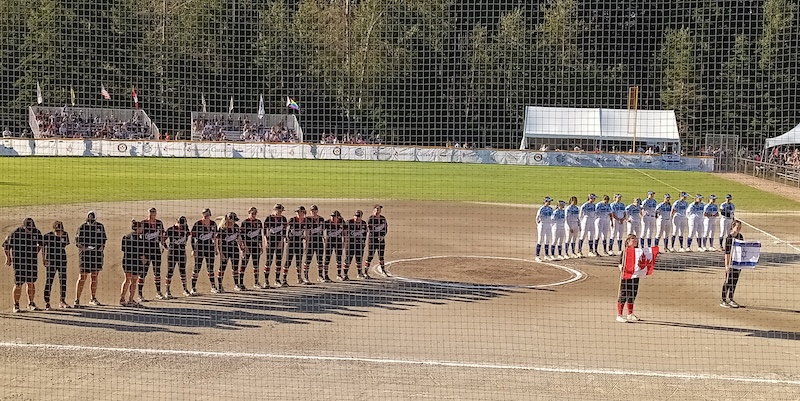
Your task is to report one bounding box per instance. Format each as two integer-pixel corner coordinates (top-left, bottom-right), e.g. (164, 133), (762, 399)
(365, 205), (389, 277)
(42, 221), (70, 310)
(240, 207), (264, 289)
(139, 207), (166, 302)
(304, 205), (327, 283)
(344, 210), (368, 280)
(325, 211), (345, 281)
(282, 206), (309, 286)
(264, 204), (287, 288)
(164, 216), (190, 298)
(74, 211), (107, 308)
(120, 220), (146, 307)
(190, 208), (218, 294)
(216, 212), (247, 292)
(3, 218), (43, 313)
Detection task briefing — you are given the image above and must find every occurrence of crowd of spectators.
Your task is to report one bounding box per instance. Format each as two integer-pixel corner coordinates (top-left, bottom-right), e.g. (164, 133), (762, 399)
(766, 145), (800, 168)
(191, 117), (299, 143)
(320, 132), (379, 145)
(34, 109), (153, 139)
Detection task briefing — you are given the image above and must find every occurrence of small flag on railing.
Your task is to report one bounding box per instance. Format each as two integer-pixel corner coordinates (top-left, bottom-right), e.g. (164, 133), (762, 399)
(36, 81), (44, 104)
(258, 95), (265, 120)
(201, 94), (207, 113)
(287, 96), (300, 111)
(100, 84), (111, 100)
(132, 86), (139, 108)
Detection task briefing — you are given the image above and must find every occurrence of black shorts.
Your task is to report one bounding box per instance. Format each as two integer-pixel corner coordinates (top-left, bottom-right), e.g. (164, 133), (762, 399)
(79, 250), (104, 273)
(122, 261), (145, 276)
(14, 265), (38, 285)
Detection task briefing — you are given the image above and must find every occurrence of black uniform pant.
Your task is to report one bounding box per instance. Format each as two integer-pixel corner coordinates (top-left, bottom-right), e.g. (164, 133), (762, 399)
(618, 278), (640, 304)
(265, 238), (284, 272)
(141, 246), (162, 280)
(193, 249), (216, 277)
(345, 241), (365, 268)
(722, 269), (741, 300)
(325, 240), (344, 269)
(44, 260), (67, 303)
(366, 238), (386, 265)
(284, 240), (303, 273)
(305, 237), (324, 267)
(242, 242), (262, 275)
(166, 249), (187, 283)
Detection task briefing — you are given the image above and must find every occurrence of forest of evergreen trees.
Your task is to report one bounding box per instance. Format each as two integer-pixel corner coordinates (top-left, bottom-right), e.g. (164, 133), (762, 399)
(1, 0), (798, 150)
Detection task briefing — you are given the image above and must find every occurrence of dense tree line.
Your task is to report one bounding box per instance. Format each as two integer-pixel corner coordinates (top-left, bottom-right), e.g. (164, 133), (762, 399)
(0, 0), (798, 150)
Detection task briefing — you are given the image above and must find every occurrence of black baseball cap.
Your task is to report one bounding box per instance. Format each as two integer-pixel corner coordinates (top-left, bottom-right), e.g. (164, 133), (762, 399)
(331, 210), (341, 217)
(311, 205), (319, 211)
(295, 206), (306, 213)
(227, 212), (239, 221)
(202, 208), (212, 215)
(374, 204), (383, 209)
(149, 207), (157, 213)
(274, 203), (284, 211)
(248, 206), (258, 213)
(178, 216), (187, 225)
(355, 210), (363, 217)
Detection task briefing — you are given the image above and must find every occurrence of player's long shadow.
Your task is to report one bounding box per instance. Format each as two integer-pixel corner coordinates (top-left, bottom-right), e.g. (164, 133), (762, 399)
(653, 251), (800, 274)
(641, 320), (800, 341)
(3, 279), (522, 333)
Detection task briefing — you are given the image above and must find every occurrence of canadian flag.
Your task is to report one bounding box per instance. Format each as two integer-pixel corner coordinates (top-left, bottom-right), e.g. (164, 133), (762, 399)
(132, 86), (138, 108)
(622, 246), (658, 279)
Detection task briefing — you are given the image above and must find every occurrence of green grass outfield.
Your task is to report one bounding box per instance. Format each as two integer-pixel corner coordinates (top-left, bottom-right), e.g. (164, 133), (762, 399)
(0, 157), (795, 212)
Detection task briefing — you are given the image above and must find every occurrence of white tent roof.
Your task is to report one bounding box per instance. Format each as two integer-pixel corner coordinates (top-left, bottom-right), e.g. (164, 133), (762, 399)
(765, 123), (800, 149)
(522, 106), (680, 142)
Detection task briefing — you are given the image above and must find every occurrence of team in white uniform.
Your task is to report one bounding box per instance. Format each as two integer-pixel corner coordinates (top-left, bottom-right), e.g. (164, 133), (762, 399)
(595, 196), (612, 256)
(687, 194), (705, 251)
(718, 194), (736, 249)
(655, 194), (673, 251)
(535, 197), (554, 262)
(609, 194), (627, 255)
(551, 201), (567, 260)
(565, 196), (581, 258)
(671, 192), (689, 252)
(578, 194), (598, 257)
(641, 191), (658, 248)
(626, 198), (642, 239)
(703, 195), (720, 251)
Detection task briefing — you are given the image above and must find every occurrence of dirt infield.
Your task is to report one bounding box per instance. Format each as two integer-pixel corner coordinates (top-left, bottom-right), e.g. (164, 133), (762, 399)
(1, 196), (799, 400)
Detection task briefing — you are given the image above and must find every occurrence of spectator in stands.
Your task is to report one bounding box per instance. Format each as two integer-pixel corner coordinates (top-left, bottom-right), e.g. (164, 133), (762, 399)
(2, 127), (11, 137)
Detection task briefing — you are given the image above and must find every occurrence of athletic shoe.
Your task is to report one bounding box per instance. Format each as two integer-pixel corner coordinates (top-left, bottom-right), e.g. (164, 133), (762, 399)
(210, 287), (220, 294)
(336, 275), (344, 281)
(135, 296), (145, 304)
(324, 276), (334, 283)
(720, 300), (731, 308)
(615, 315), (627, 323)
(728, 300), (740, 308)
(575, 252), (583, 258)
(588, 251), (597, 257)
(342, 276), (350, 282)
(280, 280), (289, 287)
(364, 273), (373, 279)
(182, 289), (191, 296)
(189, 288), (199, 296)
(12, 305), (21, 313)
(318, 276), (326, 283)
(357, 273), (366, 279)
(709, 247), (718, 252)
(59, 301), (71, 309)
(534, 257), (542, 262)
(28, 303), (41, 311)
(44, 303), (52, 311)
(217, 286), (226, 293)
(156, 292), (165, 300)
(626, 314), (639, 322)
(89, 299), (103, 307)
(254, 284), (264, 290)
(261, 283), (271, 289)
(233, 285), (243, 292)
(678, 248), (685, 253)
(377, 267), (389, 277)
(73, 300), (82, 309)
(128, 300), (143, 308)
(165, 292), (175, 300)
(698, 247), (706, 252)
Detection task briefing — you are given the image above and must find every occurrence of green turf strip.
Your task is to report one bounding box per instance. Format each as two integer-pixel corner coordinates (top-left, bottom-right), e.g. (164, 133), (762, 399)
(0, 157), (795, 212)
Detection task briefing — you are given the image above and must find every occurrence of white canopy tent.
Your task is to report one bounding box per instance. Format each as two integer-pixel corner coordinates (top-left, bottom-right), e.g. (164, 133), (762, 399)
(764, 123), (800, 149)
(521, 106), (681, 152)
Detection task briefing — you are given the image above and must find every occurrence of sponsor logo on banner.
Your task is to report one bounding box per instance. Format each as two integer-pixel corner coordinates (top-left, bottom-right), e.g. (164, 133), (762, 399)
(533, 153), (544, 162)
(355, 148), (364, 156)
(333, 147), (341, 156)
(661, 153), (681, 163)
(66, 143), (74, 153)
(117, 143), (128, 152)
(142, 143), (153, 154)
(555, 154), (566, 163)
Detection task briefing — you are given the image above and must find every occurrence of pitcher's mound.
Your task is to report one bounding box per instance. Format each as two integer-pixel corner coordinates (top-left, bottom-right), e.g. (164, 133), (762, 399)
(388, 256), (577, 287)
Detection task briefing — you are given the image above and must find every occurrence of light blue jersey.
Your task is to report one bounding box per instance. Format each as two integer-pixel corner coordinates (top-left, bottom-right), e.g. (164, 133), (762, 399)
(566, 205), (580, 224)
(580, 202), (596, 220)
(595, 202), (612, 218)
(610, 201), (627, 219)
(537, 205), (554, 224)
(672, 200), (689, 217)
(704, 203), (719, 217)
(552, 208), (566, 224)
(642, 198), (657, 217)
(688, 202), (705, 218)
(720, 201), (735, 218)
(626, 204), (641, 221)
(655, 201), (672, 218)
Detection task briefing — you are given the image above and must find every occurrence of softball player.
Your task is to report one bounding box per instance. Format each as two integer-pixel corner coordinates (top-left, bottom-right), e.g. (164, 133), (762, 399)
(687, 194), (705, 251)
(139, 207), (166, 302)
(120, 220), (146, 307)
(366, 205), (389, 276)
(535, 197), (554, 262)
(578, 194), (598, 257)
(3, 218), (44, 312)
(654, 194), (672, 251)
(164, 216), (190, 297)
(304, 205), (327, 281)
(703, 195), (720, 251)
(550, 200), (567, 260)
(283, 206), (309, 286)
(671, 192), (689, 252)
(721, 220), (744, 308)
(190, 208), (218, 295)
(217, 212), (246, 292)
(626, 198), (642, 239)
(75, 211), (107, 307)
(324, 211), (345, 282)
(344, 210), (368, 280)
(240, 207), (264, 289)
(595, 195), (612, 256)
(641, 191), (657, 248)
(264, 204), (287, 288)
(609, 194), (627, 255)
(565, 196), (581, 258)
(42, 221), (70, 310)
(719, 194), (736, 249)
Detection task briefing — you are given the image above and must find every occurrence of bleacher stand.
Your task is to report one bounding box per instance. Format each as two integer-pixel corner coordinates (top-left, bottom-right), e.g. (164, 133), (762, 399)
(29, 106), (158, 140)
(190, 112), (304, 143)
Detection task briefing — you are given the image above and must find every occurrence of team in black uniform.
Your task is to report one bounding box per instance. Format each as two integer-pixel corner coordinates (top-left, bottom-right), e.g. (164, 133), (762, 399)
(324, 211), (345, 281)
(42, 221), (70, 310)
(217, 212), (247, 292)
(241, 207), (264, 289)
(283, 206), (309, 286)
(165, 216), (190, 298)
(365, 205), (389, 277)
(304, 205), (328, 283)
(74, 211), (107, 308)
(121, 220), (147, 307)
(264, 204), (287, 288)
(345, 210), (368, 280)
(140, 208), (166, 302)
(190, 208), (218, 295)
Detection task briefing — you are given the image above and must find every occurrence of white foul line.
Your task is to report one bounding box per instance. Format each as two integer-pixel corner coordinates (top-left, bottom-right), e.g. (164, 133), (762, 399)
(385, 255), (585, 289)
(1, 341), (798, 386)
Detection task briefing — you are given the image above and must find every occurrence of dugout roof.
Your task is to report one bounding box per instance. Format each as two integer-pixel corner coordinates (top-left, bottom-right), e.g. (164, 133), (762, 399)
(521, 106), (680, 148)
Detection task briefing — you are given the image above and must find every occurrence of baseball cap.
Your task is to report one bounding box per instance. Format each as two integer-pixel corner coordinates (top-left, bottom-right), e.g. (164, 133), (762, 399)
(614, 193), (622, 198)
(589, 194), (597, 199)
(178, 216), (187, 225)
(544, 196), (552, 202)
(558, 200), (566, 205)
(696, 194), (703, 199)
(647, 191), (655, 196)
(725, 194), (732, 199)
(227, 212), (239, 221)
(664, 194), (671, 198)
(311, 205), (319, 211)
(202, 208), (212, 215)
(23, 217), (35, 228)
(680, 192), (688, 197)
(248, 206), (258, 213)
(709, 195), (717, 200)
(274, 203), (285, 211)
(331, 210), (341, 217)
(634, 198), (642, 204)
(149, 207), (157, 213)
(355, 210), (363, 217)
(295, 206), (306, 213)
(374, 204), (383, 209)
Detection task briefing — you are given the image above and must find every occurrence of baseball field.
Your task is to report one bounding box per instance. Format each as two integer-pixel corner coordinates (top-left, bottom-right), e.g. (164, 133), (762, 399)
(1, 157), (799, 400)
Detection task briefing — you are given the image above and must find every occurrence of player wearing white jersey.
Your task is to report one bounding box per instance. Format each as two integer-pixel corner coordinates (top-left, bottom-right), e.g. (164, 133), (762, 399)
(551, 201), (568, 260)
(535, 197), (554, 262)
(687, 194), (706, 251)
(565, 196), (581, 258)
(671, 192), (689, 252)
(609, 194), (627, 255)
(641, 191), (658, 248)
(626, 198), (642, 238)
(703, 195), (720, 251)
(718, 194), (736, 249)
(655, 194), (672, 251)
(595, 195), (612, 256)
(579, 194), (598, 257)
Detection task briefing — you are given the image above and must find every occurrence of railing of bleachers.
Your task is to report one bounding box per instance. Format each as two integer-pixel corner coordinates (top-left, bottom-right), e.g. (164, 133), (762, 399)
(736, 157), (800, 188)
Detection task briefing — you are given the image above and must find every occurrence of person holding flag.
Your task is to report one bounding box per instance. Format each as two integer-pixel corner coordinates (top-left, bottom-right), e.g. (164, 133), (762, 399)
(721, 220), (746, 308)
(616, 234), (656, 322)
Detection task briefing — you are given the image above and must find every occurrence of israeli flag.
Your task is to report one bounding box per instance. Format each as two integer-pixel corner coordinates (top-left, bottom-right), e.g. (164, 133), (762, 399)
(731, 240), (760, 269)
